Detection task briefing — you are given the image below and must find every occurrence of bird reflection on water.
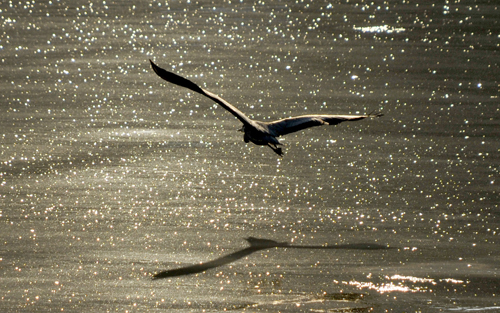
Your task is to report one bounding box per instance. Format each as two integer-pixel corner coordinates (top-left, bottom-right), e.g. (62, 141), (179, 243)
(152, 237), (391, 279)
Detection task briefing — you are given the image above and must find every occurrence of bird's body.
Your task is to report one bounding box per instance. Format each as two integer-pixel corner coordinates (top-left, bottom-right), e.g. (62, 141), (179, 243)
(150, 60), (382, 156)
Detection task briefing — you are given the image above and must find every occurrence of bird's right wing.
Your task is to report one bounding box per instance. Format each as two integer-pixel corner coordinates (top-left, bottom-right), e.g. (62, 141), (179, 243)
(266, 113), (382, 137)
(150, 60), (253, 125)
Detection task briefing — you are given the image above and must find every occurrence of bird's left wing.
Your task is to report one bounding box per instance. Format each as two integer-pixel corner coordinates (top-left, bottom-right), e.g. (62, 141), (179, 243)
(265, 113), (382, 137)
(149, 60), (254, 126)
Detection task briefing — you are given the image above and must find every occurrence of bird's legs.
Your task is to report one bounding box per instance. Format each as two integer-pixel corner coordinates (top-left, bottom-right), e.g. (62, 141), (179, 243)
(267, 143), (283, 157)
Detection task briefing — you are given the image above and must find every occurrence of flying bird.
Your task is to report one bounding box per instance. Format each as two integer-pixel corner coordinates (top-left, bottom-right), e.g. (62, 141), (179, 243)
(150, 60), (382, 156)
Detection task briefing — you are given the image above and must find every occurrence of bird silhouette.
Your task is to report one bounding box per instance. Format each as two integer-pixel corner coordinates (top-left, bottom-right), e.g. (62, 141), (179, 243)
(150, 60), (382, 156)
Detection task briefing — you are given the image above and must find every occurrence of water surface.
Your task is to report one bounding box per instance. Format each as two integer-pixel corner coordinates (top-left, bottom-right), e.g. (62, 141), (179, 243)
(1, 1), (499, 312)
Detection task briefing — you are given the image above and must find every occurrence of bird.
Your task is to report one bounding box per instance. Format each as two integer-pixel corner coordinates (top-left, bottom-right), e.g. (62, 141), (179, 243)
(149, 60), (382, 156)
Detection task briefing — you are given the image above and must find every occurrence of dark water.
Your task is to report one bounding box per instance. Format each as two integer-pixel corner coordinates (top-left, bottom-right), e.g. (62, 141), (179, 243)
(1, 1), (499, 312)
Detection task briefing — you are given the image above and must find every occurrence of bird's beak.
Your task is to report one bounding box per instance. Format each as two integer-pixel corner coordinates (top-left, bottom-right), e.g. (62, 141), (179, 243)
(238, 126), (244, 132)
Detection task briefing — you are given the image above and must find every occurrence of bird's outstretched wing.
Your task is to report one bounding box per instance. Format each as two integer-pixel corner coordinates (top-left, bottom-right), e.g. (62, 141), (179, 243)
(150, 60), (253, 126)
(265, 113), (382, 137)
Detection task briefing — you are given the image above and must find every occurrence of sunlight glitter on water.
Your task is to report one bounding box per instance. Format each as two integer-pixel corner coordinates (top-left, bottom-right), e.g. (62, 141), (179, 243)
(353, 25), (405, 34)
(1, 0), (499, 312)
(348, 274), (466, 294)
